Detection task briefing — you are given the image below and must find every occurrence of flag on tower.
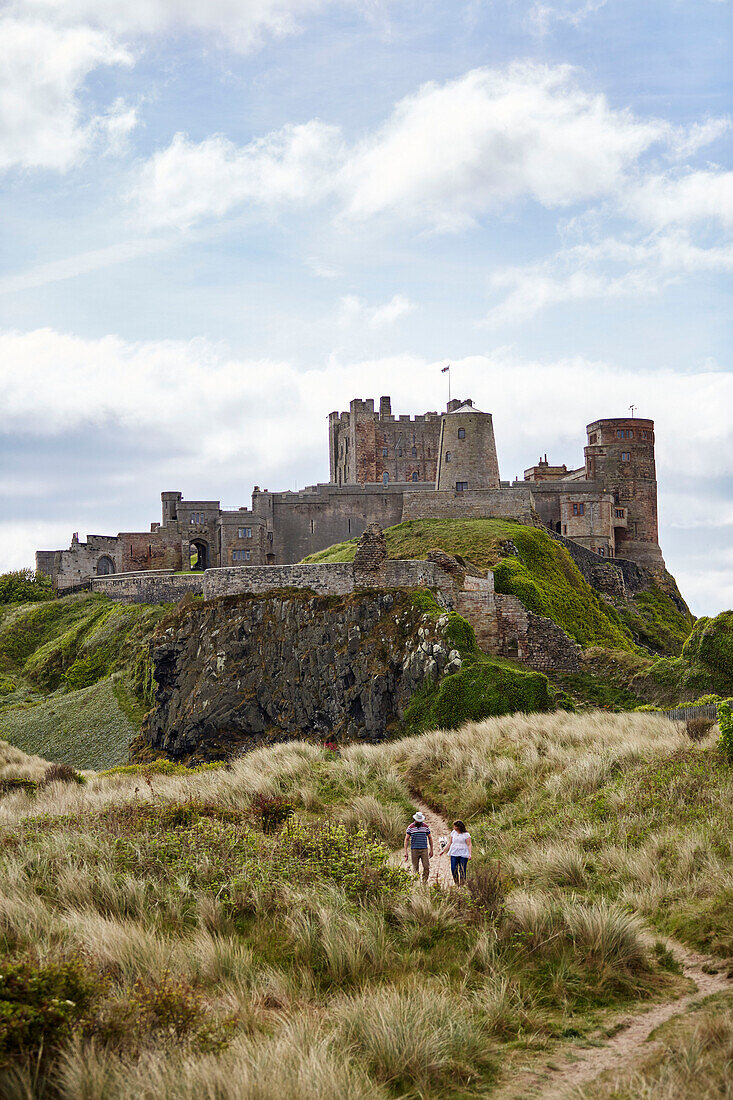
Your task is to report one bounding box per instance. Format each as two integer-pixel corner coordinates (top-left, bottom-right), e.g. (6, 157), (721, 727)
(441, 365), (450, 373)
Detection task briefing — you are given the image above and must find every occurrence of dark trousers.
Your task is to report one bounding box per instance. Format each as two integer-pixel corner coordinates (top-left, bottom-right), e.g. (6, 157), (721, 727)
(451, 856), (468, 884)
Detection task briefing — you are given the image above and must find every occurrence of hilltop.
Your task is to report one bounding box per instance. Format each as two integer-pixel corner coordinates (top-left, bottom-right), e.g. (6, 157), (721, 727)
(2, 711), (733, 1097)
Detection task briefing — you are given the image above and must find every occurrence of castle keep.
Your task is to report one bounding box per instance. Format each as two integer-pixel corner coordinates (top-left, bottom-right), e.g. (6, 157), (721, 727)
(36, 397), (664, 592)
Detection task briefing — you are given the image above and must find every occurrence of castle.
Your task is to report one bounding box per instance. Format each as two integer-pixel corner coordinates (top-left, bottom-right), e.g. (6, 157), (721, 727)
(36, 397), (664, 592)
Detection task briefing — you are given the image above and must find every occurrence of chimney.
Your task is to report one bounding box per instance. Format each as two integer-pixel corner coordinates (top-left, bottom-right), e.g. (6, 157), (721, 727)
(379, 396), (391, 417)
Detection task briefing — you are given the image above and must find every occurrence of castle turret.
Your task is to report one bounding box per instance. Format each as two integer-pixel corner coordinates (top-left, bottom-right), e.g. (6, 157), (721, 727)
(435, 401), (500, 491)
(584, 418), (664, 568)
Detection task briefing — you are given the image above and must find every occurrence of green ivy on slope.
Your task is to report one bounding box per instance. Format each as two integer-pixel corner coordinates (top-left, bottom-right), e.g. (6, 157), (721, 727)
(491, 527), (634, 651)
(403, 607), (555, 734)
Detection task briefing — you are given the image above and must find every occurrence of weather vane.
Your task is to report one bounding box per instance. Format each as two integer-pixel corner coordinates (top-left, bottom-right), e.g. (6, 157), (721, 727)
(629, 404), (636, 418)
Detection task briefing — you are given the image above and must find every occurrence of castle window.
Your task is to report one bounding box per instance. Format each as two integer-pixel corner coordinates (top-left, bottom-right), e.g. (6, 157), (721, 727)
(456, 481), (468, 492)
(397, 447), (402, 457)
(412, 471), (419, 482)
(382, 471), (389, 484)
(458, 428), (465, 439)
(411, 446), (417, 457)
(621, 452), (630, 462)
(615, 508), (624, 519)
(445, 451), (452, 463)
(310, 519), (314, 533)
(238, 527), (252, 539)
(572, 502), (585, 516)
(232, 550), (251, 562)
(382, 448), (388, 457)
(589, 433), (598, 444)
(598, 546), (605, 556)
(563, 524), (567, 535)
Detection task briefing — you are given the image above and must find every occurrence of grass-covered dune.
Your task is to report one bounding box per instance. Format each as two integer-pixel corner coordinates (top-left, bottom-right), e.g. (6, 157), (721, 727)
(1, 710), (732, 1098)
(304, 517), (692, 657)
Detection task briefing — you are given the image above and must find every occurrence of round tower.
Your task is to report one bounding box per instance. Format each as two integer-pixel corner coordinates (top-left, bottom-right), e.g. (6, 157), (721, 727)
(436, 400), (501, 491)
(584, 417), (664, 568)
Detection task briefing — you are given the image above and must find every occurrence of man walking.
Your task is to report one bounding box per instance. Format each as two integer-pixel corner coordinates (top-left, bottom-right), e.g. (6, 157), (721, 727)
(404, 811), (433, 883)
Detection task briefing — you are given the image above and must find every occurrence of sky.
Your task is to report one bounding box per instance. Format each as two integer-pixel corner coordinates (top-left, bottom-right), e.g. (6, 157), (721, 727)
(0, 0), (731, 615)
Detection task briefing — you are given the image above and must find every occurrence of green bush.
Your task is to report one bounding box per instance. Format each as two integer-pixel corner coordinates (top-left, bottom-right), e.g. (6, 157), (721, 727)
(683, 612), (733, 683)
(0, 777), (37, 798)
(718, 701), (733, 761)
(404, 655), (553, 735)
(0, 569), (52, 605)
(0, 674), (15, 697)
(0, 956), (101, 1066)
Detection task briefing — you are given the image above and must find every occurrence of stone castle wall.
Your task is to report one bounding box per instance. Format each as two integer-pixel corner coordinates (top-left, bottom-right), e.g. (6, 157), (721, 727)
(203, 559), (452, 601)
(90, 571), (204, 603)
(402, 487), (535, 524)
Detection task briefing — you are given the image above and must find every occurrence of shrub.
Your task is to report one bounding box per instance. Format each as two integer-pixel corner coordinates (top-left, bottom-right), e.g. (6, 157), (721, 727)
(275, 818), (409, 900)
(0, 569), (52, 605)
(404, 655), (553, 735)
(43, 763), (85, 786)
(466, 862), (506, 919)
(718, 701), (733, 761)
(250, 794), (294, 834)
(0, 777), (37, 798)
(0, 674), (15, 698)
(0, 956), (101, 1067)
(683, 612), (733, 677)
(686, 717), (715, 742)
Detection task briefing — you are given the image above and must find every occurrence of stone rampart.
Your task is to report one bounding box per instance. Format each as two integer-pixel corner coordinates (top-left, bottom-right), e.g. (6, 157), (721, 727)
(91, 571), (204, 603)
(203, 560), (451, 601)
(402, 487), (535, 524)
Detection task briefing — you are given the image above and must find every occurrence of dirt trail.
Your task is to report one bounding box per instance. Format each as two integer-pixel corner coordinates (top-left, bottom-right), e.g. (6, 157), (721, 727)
(526, 941), (730, 1095)
(400, 802), (733, 1099)
(492, 939), (733, 1100)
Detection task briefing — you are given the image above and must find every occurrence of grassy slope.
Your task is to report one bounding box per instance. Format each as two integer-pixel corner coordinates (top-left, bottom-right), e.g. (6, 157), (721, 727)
(0, 594), (166, 768)
(0, 678), (133, 770)
(2, 712), (730, 1097)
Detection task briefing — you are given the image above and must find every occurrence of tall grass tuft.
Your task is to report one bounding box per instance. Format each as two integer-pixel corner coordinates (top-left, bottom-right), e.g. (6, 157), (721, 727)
(337, 981), (494, 1093)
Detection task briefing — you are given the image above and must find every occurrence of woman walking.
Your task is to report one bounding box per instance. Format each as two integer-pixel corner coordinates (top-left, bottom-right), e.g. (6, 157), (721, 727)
(443, 820), (472, 885)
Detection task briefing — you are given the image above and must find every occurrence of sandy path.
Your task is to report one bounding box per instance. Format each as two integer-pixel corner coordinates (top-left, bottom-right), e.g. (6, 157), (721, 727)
(397, 802), (733, 1098)
(493, 939), (733, 1100)
(394, 799), (455, 888)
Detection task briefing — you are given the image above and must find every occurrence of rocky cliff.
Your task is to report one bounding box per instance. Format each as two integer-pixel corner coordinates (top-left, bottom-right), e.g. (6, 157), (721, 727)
(141, 589), (462, 762)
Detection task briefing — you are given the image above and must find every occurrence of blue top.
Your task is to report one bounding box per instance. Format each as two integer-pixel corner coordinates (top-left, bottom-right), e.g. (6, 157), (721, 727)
(406, 822), (431, 849)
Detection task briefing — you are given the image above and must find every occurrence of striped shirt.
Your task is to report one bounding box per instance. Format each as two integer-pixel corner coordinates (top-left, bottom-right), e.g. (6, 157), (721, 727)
(406, 823), (431, 849)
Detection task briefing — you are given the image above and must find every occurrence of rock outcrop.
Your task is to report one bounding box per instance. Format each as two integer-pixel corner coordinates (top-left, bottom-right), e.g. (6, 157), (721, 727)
(141, 589), (461, 762)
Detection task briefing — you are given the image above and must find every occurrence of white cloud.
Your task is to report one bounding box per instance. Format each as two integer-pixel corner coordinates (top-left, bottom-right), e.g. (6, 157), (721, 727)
(338, 293), (414, 327)
(527, 0), (608, 37)
(340, 64), (667, 226)
(134, 63), (690, 232)
(486, 232), (733, 323)
(10, 0), (360, 53)
(0, 17), (133, 171)
(132, 123), (341, 229)
(0, 238), (172, 295)
(624, 170), (733, 231)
